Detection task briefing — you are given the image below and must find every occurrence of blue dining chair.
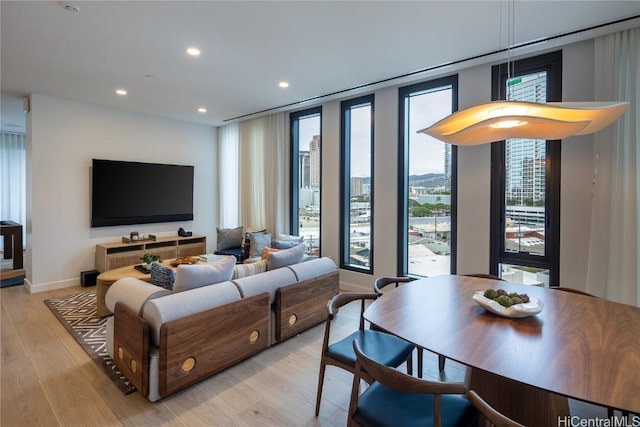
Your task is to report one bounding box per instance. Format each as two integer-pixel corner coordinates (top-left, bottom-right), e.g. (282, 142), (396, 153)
(314, 292), (415, 416)
(374, 276), (446, 375)
(348, 340), (479, 427)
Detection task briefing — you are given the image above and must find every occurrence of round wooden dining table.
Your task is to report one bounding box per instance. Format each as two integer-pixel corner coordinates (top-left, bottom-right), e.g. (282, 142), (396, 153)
(363, 275), (640, 425)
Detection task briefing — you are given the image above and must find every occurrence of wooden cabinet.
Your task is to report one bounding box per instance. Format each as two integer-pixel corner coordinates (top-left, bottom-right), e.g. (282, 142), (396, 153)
(95, 235), (206, 272)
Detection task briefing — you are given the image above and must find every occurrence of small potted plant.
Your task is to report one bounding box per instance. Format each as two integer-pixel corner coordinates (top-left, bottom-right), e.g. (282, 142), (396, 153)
(140, 253), (163, 269)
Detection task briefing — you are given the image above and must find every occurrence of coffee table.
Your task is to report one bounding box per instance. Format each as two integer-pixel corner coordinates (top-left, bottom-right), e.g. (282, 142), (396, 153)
(96, 257), (226, 317)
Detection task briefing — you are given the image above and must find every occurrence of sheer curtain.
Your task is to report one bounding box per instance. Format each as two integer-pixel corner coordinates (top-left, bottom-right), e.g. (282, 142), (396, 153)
(238, 112), (288, 234)
(0, 131), (27, 250)
(586, 28), (639, 306)
(218, 123), (240, 228)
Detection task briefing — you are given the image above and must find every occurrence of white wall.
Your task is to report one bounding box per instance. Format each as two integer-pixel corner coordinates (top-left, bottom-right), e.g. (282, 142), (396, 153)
(324, 40), (598, 292)
(26, 94), (217, 292)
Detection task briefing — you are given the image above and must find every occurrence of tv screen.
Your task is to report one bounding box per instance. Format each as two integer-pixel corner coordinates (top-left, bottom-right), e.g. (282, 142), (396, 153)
(91, 159), (194, 227)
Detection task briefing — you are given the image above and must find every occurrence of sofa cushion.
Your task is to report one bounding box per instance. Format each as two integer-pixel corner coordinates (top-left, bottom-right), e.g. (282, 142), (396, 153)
(173, 256), (236, 293)
(232, 267), (298, 303)
(105, 277), (171, 315)
(286, 257), (337, 281)
(232, 259), (268, 279)
(216, 226), (243, 251)
(266, 243), (305, 271)
(150, 262), (175, 291)
(143, 281), (242, 347)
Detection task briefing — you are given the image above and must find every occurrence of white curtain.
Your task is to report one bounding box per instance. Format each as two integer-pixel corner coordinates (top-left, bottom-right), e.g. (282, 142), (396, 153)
(586, 27), (639, 306)
(238, 112), (288, 234)
(217, 123), (240, 228)
(0, 131), (27, 250)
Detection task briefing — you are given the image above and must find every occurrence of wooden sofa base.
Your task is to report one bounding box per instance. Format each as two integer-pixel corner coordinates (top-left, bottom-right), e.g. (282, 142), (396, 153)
(112, 269), (339, 400)
(113, 292), (270, 399)
(275, 270), (339, 342)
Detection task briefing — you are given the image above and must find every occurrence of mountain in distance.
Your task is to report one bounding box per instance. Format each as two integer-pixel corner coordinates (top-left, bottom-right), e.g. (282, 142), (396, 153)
(409, 173), (445, 189)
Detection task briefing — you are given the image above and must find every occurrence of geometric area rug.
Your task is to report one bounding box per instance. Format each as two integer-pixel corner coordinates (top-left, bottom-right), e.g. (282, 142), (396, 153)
(44, 290), (136, 395)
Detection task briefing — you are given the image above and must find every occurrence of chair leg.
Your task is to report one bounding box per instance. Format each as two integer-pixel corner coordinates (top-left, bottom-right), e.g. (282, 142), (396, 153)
(417, 347), (424, 378)
(406, 351), (413, 376)
(315, 361), (327, 416)
(438, 354), (446, 372)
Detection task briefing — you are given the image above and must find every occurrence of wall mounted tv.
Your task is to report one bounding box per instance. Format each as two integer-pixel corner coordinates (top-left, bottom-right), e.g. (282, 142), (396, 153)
(91, 159), (194, 227)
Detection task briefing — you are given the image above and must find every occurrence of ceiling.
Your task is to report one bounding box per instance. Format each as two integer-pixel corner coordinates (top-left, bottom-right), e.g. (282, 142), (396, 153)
(2, 1), (640, 132)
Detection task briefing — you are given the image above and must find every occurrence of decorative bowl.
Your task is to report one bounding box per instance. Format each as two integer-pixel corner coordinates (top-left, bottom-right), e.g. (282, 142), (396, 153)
(170, 257), (199, 267)
(472, 291), (543, 318)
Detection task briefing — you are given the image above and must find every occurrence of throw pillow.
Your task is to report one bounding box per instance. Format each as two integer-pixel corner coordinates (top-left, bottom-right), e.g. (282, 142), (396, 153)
(266, 243), (305, 270)
(150, 262), (176, 291)
(232, 259), (268, 279)
(261, 246), (279, 260)
(173, 256), (236, 293)
(249, 232), (272, 259)
(272, 239), (303, 250)
(242, 228), (267, 260)
(276, 233), (304, 242)
(216, 226), (243, 251)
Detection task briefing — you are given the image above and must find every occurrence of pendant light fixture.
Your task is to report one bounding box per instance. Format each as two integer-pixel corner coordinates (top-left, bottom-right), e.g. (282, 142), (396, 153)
(418, 100), (629, 146)
(418, 2), (629, 146)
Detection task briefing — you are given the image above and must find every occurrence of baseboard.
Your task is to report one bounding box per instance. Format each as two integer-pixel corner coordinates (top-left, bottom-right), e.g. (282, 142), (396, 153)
(26, 277), (81, 294)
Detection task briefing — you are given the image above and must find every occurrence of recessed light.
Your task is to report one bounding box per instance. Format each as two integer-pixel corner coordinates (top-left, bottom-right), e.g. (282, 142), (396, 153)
(115, 89), (127, 96)
(278, 81), (289, 88)
(186, 47), (201, 57)
(198, 107), (207, 113)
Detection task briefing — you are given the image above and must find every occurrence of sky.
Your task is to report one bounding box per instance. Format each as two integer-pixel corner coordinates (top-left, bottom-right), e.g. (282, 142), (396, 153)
(296, 87), (452, 177)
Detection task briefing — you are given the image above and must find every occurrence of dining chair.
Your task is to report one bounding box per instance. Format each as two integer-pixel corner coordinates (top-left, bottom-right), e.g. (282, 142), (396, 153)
(348, 340), (479, 427)
(373, 276), (443, 375)
(467, 390), (524, 427)
(315, 292), (415, 416)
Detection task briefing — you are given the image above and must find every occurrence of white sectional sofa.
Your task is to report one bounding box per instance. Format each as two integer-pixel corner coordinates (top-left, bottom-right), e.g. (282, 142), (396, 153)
(104, 255), (339, 401)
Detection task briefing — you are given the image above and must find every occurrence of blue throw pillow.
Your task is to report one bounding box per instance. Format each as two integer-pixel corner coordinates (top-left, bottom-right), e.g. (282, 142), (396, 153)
(150, 263), (175, 291)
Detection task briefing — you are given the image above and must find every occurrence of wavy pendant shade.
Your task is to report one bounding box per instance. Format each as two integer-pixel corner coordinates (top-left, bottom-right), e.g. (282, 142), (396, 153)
(418, 101), (629, 146)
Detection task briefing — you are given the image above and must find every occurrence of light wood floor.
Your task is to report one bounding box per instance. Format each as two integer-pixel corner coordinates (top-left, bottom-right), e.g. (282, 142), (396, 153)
(1, 284), (606, 426)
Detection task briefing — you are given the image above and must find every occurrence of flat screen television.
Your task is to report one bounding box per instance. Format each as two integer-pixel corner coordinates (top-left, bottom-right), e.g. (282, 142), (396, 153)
(91, 159), (194, 227)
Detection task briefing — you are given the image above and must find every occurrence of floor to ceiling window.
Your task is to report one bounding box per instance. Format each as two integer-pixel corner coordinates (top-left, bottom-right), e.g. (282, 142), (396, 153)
(340, 95), (374, 272)
(290, 107), (322, 256)
(398, 76), (457, 277)
(490, 51), (562, 286)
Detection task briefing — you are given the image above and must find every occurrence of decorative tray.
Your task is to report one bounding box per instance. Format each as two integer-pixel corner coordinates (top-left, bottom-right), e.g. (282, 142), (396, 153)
(170, 257), (200, 267)
(472, 291), (543, 318)
(134, 264), (151, 274)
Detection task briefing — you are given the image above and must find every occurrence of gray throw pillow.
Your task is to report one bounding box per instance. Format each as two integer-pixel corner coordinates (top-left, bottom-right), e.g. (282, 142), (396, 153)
(249, 232), (272, 258)
(173, 256), (236, 293)
(272, 239), (303, 250)
(216, 226), (243, 250)
(266, 243), (305, 270)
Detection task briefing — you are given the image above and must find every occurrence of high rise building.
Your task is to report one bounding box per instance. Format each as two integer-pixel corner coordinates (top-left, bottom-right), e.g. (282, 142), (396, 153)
(444, 144), (452, 191)
(505, 72), (547, 205)
(309, 135), (321, 188)
(299, 150), (310, 188)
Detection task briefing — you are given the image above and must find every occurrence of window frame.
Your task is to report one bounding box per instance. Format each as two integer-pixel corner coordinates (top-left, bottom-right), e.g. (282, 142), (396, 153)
(289, 106), (322, 254)
(340, 94), (375, 273)
(397, 75), (459, 277)
(489, 51), (562, 285)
